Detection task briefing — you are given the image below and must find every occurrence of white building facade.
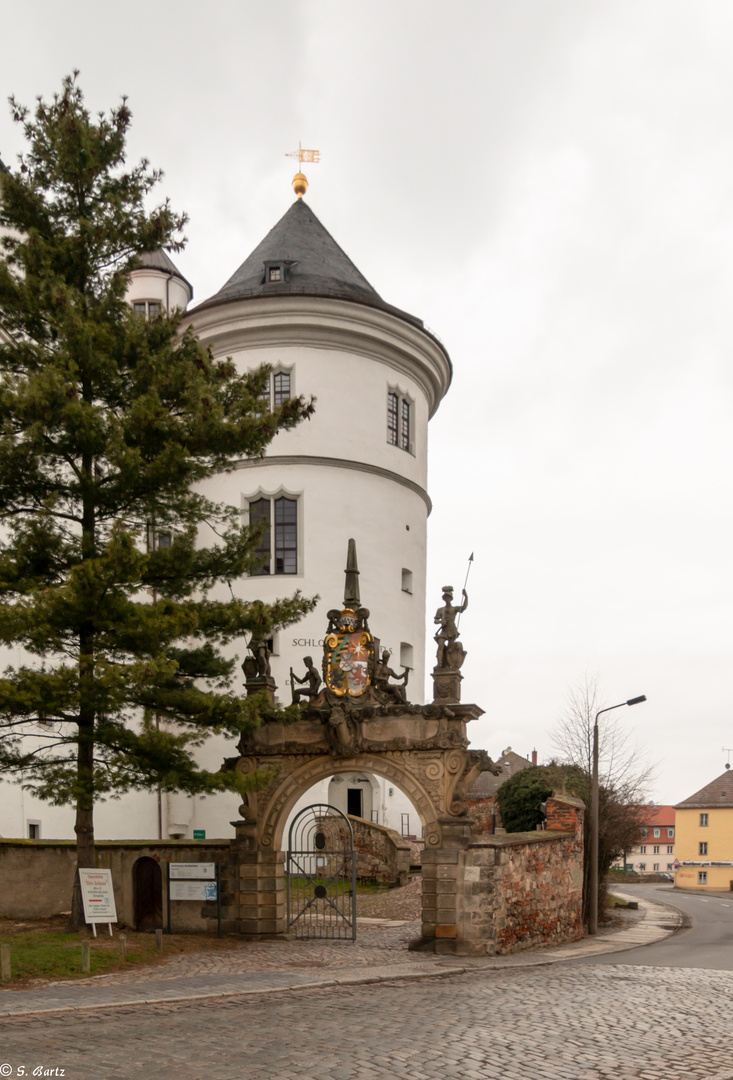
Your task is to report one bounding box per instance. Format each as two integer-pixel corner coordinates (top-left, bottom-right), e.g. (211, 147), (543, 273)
(0, 185), (451, 843)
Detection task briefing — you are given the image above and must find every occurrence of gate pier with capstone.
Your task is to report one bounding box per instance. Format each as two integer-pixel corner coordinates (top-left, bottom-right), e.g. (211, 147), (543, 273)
(224, 540), (501, 954)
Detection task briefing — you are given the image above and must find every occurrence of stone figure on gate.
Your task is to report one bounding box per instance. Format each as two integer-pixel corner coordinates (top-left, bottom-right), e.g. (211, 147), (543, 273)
(290, 656), (322, 706)
(433, 586), (468, 669)
(374, 648), (409, 704)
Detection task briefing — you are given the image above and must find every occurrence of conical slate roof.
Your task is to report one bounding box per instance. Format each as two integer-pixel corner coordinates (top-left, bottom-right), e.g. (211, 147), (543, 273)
(135, 249), (193, 294)
(195, 199), (422, 327)
(675, 770), (733, 809)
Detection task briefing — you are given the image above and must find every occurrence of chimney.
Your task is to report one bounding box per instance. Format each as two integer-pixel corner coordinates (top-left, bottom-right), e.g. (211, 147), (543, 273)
(531, 750), (538, 766)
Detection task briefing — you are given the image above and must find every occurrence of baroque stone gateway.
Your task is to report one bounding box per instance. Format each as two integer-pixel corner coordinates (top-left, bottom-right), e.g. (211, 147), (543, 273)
(218, 540), (584, 955)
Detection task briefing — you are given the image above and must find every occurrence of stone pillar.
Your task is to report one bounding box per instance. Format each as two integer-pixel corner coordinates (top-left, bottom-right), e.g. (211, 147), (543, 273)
(418, 817), (474, 955)
(431, 667), (462, 704)
(230, 821), (286, 937)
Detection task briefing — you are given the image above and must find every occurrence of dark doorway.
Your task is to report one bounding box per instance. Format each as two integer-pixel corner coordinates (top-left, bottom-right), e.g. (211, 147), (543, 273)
(133, 856), (163, 930)
(347, 788), (363, 817)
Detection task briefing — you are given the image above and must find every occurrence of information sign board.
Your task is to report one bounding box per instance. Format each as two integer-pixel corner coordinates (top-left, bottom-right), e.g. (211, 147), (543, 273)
(169, 880), (218, 901)
(78, 868), (117, 936)
(166, 862), (222, 938)
(169, 862), (215, 880)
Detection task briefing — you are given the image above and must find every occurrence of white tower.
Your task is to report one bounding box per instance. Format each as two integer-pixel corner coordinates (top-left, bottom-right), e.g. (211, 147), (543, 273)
(184, 189), (452, 704)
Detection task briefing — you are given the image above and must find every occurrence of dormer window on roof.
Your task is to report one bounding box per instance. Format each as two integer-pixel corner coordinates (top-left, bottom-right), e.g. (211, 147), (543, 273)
(263, 260), (296, 286)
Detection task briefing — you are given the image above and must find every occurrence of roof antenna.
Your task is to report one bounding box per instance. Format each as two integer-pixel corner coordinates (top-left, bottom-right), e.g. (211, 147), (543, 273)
(723, 747), (733, 770)
(286, 142), (321, 199)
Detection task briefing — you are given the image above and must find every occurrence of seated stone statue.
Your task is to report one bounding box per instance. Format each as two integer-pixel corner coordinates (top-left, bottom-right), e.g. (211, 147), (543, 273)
(290, 656), (322, 706)
(374, 648), (409, 704)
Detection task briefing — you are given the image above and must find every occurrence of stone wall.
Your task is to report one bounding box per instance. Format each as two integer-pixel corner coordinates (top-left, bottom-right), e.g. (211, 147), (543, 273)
(348, 816), (412, 885)
(458, 795), (585, 955)
(0, 839), (230, 932)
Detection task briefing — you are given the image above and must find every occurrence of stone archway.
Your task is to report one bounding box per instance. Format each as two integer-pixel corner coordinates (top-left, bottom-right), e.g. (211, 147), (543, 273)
(228, 707), (496, 951)
(226, 540), (499, 953)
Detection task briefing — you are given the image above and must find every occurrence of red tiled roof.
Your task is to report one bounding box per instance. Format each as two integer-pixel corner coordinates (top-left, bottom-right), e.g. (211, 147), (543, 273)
(640, 804), (676, 827)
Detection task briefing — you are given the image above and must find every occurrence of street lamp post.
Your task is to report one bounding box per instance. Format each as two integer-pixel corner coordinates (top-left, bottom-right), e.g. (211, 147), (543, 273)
(588, 694), (647, 935)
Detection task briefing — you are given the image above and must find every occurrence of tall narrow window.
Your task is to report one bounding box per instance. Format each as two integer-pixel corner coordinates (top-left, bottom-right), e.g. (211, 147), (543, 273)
(249, 498), (272, 575)
(248, 496), (298, 576)
(387, 389), (412, 452)
(400, 398), (410, 450)
(699, 842), (708, 855)
(273, 372), (291, 406)
(387, 392), (398, 446)
(700, 813), (709, 826)
(274, 496), (297, 574)
(257, 369), (293, 410)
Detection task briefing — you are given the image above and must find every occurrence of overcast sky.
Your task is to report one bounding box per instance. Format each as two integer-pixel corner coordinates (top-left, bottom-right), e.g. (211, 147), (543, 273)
(1, 0), (731, 805)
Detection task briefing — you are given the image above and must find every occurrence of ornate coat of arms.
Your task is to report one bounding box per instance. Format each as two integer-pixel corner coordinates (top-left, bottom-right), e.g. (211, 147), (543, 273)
(323, 608), (375, 697)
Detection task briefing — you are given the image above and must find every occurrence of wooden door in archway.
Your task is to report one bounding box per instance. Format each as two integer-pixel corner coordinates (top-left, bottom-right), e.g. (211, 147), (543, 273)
(133, 856), (163, 930)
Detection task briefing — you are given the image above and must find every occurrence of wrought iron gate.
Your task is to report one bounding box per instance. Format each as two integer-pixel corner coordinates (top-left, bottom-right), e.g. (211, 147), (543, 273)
(286, 803), (357, 940)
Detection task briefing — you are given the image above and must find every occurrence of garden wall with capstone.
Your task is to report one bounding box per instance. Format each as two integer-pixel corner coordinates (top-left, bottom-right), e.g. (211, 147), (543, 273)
(0, 839), (230, 931)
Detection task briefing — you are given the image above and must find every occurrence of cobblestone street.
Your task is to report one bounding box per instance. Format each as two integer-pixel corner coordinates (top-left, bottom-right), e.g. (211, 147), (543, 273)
(2, 961), (733, 1080)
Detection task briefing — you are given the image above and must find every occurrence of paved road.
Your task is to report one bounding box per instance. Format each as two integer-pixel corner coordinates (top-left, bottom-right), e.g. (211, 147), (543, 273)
(3, 961), (733, 1080)
(0, 893), (727, 1080)
(583, 884), (733, 969)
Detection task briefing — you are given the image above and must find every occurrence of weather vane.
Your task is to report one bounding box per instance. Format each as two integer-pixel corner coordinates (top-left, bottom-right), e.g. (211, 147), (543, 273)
(286, 142), (321, 198)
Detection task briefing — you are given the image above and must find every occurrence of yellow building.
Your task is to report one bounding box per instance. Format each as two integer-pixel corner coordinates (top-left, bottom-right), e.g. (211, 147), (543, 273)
(674, 769), (733, 891)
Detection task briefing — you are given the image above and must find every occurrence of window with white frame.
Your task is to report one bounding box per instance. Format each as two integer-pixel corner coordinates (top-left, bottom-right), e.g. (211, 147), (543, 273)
(653, 863), (660, 871)
(653, 828), (661, 838)
(248, 494), (299, 575)
(668, 827), (675, 838)
(653, 845), (660, 854)
(699, 842), (708, 855)
(387, 389), (413, 452)
(700, 813), (709, 826)
(638, 863), (646, 871)
(132, 300), (162, 319)
(667, 845), (674, 854)
(667, 863), (674, 871)
(698, 871), (708, 884)
(640, 846), (646, 854)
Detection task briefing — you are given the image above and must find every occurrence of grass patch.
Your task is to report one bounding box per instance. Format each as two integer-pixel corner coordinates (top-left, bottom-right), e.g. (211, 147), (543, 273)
(0, 916), (246, 988)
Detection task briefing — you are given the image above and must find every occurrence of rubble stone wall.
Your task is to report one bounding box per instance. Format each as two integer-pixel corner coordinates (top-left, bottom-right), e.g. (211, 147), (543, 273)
(459, 796), (585, 955)
(348, 816), (412, 885)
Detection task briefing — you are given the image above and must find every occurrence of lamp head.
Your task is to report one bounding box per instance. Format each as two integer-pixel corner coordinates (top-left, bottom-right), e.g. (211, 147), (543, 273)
(626, 695), (647, 706)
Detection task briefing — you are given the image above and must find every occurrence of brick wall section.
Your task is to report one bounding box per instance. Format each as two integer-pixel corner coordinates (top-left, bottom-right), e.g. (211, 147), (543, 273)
(467, 795), (497, 835)
(348, 816), (412, 885)
(545, 794), (584, 834)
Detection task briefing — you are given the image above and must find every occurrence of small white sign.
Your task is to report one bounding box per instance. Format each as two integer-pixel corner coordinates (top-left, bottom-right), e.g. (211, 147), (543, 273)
(79, 868), (118, 924)
(169, 880), (218, 902)
(169, 862), (216, 880)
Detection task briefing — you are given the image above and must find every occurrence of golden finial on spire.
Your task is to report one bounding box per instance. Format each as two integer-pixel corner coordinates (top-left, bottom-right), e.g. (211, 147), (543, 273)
(285, 142), (320, 198)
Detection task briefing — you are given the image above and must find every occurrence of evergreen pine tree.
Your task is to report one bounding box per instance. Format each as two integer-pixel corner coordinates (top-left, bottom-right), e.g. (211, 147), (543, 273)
(0, 75), (316, 925)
